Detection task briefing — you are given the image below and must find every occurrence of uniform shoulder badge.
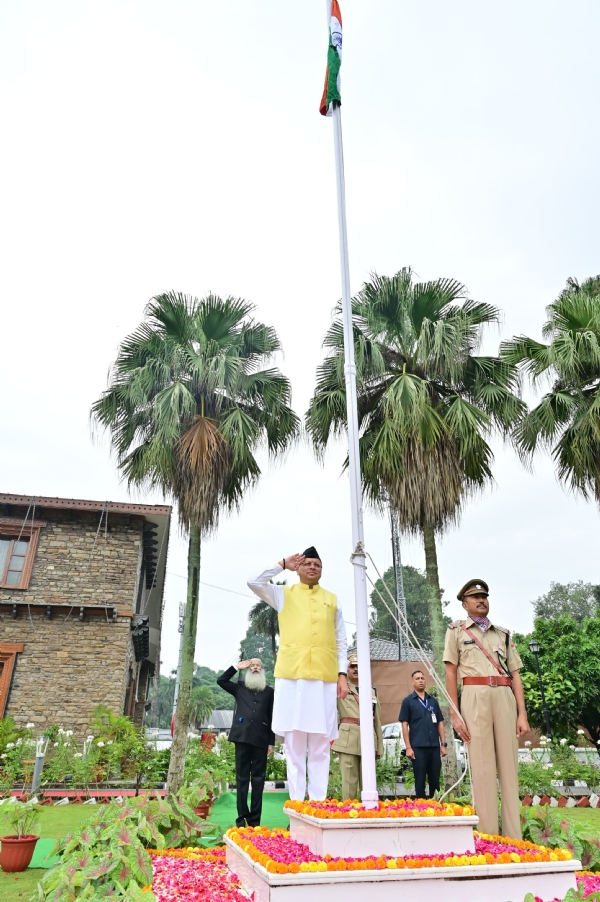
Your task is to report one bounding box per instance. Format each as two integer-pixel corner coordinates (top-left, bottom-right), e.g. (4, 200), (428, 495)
(448, 619), (465, 630)
(494, 624), (509, 634)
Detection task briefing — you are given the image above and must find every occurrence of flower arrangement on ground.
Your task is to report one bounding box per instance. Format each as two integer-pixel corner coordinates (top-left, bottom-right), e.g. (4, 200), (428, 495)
(150, 847), (248, 902)
(146, 846), (600, 902)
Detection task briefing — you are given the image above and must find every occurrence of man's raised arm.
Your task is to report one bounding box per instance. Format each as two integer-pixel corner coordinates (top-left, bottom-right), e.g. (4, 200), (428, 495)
(247, 564), (285, 611)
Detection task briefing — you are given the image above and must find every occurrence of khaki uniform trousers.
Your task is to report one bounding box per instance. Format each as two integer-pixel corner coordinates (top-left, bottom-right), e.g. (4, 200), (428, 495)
(461, 685), (520, 839)
(338, 752), (361, 801)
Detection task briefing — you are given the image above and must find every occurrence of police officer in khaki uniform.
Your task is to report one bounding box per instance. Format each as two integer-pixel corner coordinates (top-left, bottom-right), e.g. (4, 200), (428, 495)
(331, 655), (384, 800)
(444, 579), (529, 839)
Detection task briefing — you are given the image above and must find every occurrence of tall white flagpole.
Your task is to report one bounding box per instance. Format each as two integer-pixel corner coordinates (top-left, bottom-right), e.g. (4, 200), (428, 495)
(325, 0), (378, 806)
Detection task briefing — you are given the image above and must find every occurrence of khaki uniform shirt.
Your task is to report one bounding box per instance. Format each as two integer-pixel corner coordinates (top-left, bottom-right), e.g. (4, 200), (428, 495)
(331, 682), (384, 757)
(443, 617), (523, 679)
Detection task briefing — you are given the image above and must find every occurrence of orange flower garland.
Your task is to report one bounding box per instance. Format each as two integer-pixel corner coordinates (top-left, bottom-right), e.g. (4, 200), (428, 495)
(225, 825), (574, 876)
(284, 798), (475, 819)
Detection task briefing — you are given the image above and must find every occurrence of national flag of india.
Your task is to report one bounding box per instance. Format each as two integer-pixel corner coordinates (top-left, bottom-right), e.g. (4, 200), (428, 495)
(319, 0), (342, 116)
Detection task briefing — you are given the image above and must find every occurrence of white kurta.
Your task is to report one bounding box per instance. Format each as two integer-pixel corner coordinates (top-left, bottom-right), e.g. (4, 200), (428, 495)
(247, 565), (348, 741)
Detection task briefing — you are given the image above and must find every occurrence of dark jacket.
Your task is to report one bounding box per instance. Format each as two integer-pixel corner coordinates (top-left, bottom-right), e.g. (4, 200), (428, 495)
(399, 691), (444, 748)
(217, 666), (275, 749)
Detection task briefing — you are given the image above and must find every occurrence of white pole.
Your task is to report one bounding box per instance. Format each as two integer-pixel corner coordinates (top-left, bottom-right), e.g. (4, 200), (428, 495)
(326, 0), (377, 806)
(172, 602), (186, 717)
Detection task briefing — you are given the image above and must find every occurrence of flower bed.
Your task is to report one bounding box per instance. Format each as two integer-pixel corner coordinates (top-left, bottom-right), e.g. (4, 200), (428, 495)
(578, 872), (600, 898)
(284, 798), (474, 819)
(225, 825), (574, 874)
(147, 845), (600, 901)
(150, 847), (249, 901)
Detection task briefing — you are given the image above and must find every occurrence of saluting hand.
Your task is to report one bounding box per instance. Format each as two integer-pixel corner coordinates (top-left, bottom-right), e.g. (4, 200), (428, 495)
(280, 554), (305, 572)
(237, 660), (251, 670)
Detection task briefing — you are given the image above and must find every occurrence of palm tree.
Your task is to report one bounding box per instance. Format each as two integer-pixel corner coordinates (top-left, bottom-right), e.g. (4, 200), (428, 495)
(189, 685), (215, 729)
(92, 291), (299, 793)
(501, 276), (600, 504)
(306, 268), (524, 781)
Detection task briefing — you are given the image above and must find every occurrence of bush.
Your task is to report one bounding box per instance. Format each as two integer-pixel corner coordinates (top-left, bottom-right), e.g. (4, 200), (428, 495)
(184, 735), (234, 796)
(36, 791), (219, 901)
(519, 736), (600, 798)
(522, 806), (600, 872)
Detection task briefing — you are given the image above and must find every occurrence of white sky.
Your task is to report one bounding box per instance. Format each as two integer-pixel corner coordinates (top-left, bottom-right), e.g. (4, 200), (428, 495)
(2, 0), (599, 677)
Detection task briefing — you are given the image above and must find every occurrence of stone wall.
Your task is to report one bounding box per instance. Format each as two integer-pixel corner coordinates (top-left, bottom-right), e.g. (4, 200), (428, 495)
(1, 616), (133, 733)
(0, 505), (144, 609)
(0, 505), (145, 733)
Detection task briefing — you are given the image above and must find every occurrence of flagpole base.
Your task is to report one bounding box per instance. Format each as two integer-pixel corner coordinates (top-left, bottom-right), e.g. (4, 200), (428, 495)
(360, 790), (379, 809)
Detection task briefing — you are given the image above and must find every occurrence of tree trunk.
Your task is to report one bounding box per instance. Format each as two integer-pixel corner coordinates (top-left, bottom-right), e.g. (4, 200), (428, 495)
(422, 522), (459, 789)
(166, 525), (201, 795)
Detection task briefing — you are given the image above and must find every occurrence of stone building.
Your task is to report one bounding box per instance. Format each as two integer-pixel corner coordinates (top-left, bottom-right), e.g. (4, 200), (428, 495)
(0, 493), (171, 734)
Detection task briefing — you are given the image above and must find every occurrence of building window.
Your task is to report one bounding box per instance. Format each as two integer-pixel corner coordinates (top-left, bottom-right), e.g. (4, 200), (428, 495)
(0, 643), (23, 717)
(0, 538), (30, 586)
(0, 519), (45, 590)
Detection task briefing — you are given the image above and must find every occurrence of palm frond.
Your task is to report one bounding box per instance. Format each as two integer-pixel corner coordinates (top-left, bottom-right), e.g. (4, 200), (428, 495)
(306, 267), (512, 532)
(91, 291), (298, 532)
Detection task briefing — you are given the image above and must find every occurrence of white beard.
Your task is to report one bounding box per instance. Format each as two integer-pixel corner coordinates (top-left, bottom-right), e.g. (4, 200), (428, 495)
(244, 669), (266, 692)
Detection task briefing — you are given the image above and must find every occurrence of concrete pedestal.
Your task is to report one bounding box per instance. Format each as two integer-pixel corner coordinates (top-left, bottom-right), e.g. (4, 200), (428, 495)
(225, 838), (580, 902)
(288, 810), (479, 858)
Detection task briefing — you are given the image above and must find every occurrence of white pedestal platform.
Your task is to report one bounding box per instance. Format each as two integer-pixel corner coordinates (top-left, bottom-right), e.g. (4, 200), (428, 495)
(288, 810), (479, 858)
(225, 838), (580, 902)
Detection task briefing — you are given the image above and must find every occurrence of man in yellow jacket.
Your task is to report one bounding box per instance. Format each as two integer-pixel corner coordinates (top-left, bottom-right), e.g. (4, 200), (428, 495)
(248, 547), (348, 801)
(332, 655), (383, 801)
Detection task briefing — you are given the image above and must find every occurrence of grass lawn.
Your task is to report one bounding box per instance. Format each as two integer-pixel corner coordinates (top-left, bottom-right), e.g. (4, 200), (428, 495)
(0, 805), (93, 902)
(555, 807), (600, 833)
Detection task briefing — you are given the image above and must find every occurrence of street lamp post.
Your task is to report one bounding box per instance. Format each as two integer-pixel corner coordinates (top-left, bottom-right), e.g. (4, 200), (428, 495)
(528, 639), (552, 740)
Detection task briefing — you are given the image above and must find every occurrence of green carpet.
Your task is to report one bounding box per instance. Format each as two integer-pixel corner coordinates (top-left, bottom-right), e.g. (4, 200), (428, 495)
(208, 791), (290, 833)
(29, 839), (59, 869)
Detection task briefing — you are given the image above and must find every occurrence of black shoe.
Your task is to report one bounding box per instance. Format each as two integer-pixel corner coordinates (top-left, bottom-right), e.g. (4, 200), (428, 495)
(235, 818), (247, 827)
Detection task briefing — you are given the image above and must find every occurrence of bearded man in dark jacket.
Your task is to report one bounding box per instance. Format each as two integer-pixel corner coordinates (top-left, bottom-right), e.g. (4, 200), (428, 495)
(217, 658), (275, 827)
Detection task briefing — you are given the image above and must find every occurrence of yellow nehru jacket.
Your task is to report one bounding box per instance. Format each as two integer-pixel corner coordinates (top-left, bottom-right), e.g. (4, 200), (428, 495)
(274, 583), (338, 682)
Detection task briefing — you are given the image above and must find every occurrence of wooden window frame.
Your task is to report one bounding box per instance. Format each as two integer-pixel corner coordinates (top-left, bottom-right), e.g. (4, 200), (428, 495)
(0, 642), (23, 718)
(0, 518), (46, 590)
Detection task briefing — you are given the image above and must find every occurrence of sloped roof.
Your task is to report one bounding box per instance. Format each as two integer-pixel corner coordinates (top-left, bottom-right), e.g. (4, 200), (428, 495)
(348, 638), (432, 661)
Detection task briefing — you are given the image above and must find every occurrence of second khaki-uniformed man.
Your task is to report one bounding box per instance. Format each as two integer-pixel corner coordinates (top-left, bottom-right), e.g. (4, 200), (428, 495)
(331, 655), (384, 800)
(444, 579), (529, 839)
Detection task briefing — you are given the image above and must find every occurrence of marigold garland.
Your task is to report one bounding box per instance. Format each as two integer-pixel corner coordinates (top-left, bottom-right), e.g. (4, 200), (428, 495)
(225, 825), (574, 875)
(141, 840), (591, 900)
(284, 797), (475, 819)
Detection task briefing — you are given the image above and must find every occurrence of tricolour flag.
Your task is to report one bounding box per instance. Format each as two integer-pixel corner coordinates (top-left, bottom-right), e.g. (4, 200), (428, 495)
(319, 0), (342, 116)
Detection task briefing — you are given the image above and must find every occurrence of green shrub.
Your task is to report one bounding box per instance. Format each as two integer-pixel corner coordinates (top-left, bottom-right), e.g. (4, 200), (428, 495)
(35, 791), (219, 901)
(521, 806), (600, 872)
(0, 799), (42, 838)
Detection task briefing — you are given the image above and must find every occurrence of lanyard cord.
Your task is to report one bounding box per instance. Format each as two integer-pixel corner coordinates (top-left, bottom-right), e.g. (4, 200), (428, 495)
(350, 542), (474, 805)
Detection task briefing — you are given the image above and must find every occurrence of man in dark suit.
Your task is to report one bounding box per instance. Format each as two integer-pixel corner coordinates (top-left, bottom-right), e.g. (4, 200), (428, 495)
(217, 658), (275, 827)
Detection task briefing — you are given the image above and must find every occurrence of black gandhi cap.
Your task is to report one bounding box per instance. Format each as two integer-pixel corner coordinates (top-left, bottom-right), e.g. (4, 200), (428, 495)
(302, 546), (321, 561)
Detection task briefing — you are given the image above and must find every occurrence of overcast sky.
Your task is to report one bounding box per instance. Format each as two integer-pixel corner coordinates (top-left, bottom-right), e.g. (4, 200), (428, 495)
(2, 0), (599, 678)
